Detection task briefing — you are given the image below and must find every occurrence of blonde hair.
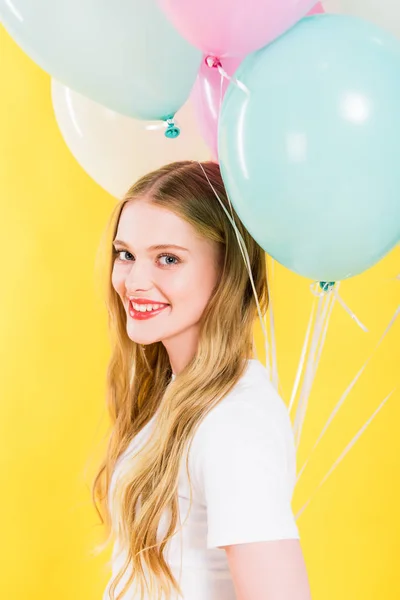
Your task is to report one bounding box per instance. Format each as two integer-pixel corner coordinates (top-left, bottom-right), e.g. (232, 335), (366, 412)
(92, 160), (269, 599)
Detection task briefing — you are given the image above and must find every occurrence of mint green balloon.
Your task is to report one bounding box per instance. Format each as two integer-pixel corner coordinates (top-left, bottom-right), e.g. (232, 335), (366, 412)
(219, 15), (400, 281)
(0, 0), (202, 121)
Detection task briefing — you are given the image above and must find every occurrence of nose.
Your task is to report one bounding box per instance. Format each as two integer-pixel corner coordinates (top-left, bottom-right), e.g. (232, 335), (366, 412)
(124, 259), (153, 294)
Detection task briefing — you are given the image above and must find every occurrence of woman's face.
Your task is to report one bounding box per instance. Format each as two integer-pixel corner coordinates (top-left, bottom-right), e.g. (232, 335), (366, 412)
(111, 198), (222, 353)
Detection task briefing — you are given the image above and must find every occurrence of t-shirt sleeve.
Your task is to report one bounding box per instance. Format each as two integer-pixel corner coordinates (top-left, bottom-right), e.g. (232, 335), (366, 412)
(193, 391), (300, 549)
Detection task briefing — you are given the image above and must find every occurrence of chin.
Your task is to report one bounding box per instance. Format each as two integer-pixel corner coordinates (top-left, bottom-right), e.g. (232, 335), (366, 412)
(127, 334), (162, 345)
(126, 326), (164, 346)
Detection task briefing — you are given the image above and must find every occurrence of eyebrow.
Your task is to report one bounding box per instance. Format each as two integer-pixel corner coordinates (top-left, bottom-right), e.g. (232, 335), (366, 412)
(112, 240), (189, 252)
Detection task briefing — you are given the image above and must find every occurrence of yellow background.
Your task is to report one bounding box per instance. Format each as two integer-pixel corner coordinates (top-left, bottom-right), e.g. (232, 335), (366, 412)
(1, 25), (399, 600)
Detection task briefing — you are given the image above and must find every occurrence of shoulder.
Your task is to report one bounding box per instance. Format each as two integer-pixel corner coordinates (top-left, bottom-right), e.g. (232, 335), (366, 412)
(186, 360), (299, 547)
(189, 359), (297, 488)
(194, 359), (294, 446)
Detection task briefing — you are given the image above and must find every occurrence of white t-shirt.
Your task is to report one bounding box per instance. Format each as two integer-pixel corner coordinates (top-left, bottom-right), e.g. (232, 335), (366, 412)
(103, 358), (299, 599)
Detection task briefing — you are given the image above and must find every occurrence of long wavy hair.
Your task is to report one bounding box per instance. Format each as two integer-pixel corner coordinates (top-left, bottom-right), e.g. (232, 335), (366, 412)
(92, 160), (269, 600)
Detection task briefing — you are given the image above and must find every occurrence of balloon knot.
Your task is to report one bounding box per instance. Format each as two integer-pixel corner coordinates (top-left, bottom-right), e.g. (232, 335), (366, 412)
(164, 118), (180, 139)
(205, 55), (222, 69)
(319, 281), (336, 293)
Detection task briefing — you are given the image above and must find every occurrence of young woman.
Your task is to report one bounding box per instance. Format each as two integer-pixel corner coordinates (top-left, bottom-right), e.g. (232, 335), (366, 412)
(93, 160), (311, 600)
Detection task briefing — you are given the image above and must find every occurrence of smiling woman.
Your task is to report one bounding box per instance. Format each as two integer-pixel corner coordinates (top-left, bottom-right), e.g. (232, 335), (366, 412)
(110, 195), (224, 366)
(92, 160), (310, 600)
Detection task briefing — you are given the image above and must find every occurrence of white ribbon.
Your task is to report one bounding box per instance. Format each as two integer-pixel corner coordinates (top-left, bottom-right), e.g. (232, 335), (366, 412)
(293, 291), (335, 448)
(296, 304), (400, 484)
(296, 388), (396, 520)
(144, 117), (180, 134)
(205, 55), (250, 96)
(267, 258), (279, 391)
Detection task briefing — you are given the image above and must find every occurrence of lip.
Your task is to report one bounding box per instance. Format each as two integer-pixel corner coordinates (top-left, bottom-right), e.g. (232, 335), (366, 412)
(128, 300), (169, 320)
(127, 297), (169, 305)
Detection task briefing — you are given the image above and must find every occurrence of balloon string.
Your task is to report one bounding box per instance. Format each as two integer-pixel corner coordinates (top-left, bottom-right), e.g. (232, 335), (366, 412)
(145, 116), (180, 135)
(205, 55), (249, 95)
(314, 289), (337, 372)
(145, 123), (165, 131)
(293, 295), (325, 445)
(264, 256), (279, 393)
(293, 291), (335, 448)
(288, 297), (318, 415)
(289, 286), (338, 419)
(310, 281), (368, 332)
(310, 282), (332, 297)
(333, 286), (368, 332)
(266, 258), (279, 391)
(295, 388), (396, 521)
(216, 63), (250, 96)
(296, 303), (400, 485)
(218, 69), (224, 117)
(197, 162), (272, 380)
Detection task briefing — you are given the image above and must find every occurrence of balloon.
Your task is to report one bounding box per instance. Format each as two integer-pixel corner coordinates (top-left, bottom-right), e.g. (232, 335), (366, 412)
(309, 2), (324, 15)
(190, 3), (324, 159)
(51, 80), (211, 199)
(218, 15), (400, 282)
(327, 0), (400, 39)
(156, 0), (317, 57)
(0, 0), (202, 122)
(190, 57), (243, 159)
(190, 2), (325, 158)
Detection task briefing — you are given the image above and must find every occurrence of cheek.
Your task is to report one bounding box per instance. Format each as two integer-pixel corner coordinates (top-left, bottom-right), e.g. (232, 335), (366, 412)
(111, 268), (125, 297)
(171, 263), (219, 312)
(111, 269), (118, 291)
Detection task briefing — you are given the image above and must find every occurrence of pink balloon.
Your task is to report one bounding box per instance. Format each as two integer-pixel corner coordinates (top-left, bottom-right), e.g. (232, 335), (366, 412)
(157, 0), (318, 57)
(308, 2), (325, 15)
(191, 57), (242, 159)
(189, 2), (325, 158)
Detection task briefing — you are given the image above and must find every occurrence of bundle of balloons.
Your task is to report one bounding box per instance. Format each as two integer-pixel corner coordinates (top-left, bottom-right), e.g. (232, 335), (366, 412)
(2, 0), (400, 283)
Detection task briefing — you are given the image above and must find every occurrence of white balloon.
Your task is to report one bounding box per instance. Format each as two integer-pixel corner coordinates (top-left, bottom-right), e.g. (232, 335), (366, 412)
(323, 0), (400, 38)
(51, 79), (211, 198)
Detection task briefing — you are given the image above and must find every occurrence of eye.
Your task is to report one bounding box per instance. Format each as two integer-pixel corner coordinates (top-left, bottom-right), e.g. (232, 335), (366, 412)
(113, 249), (133, 261)
(112, 249), (180, 267)
(158, 253), (180, 267)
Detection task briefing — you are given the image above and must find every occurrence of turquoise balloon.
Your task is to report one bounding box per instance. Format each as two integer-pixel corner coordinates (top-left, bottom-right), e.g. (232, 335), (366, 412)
(0, 0), (202, 121)
(219, 14), (400, 282)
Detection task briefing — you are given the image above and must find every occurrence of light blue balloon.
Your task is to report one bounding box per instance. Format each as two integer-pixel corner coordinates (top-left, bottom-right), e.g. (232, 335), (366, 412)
(0, 0), (202, 121)
(219, 14), (400, 282)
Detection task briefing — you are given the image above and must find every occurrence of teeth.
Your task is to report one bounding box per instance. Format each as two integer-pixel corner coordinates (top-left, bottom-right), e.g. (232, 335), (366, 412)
(131, 301), (166, 312)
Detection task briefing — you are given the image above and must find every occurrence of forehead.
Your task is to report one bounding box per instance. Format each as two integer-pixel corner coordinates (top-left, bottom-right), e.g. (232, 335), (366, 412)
(115, 199), (202, 248)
